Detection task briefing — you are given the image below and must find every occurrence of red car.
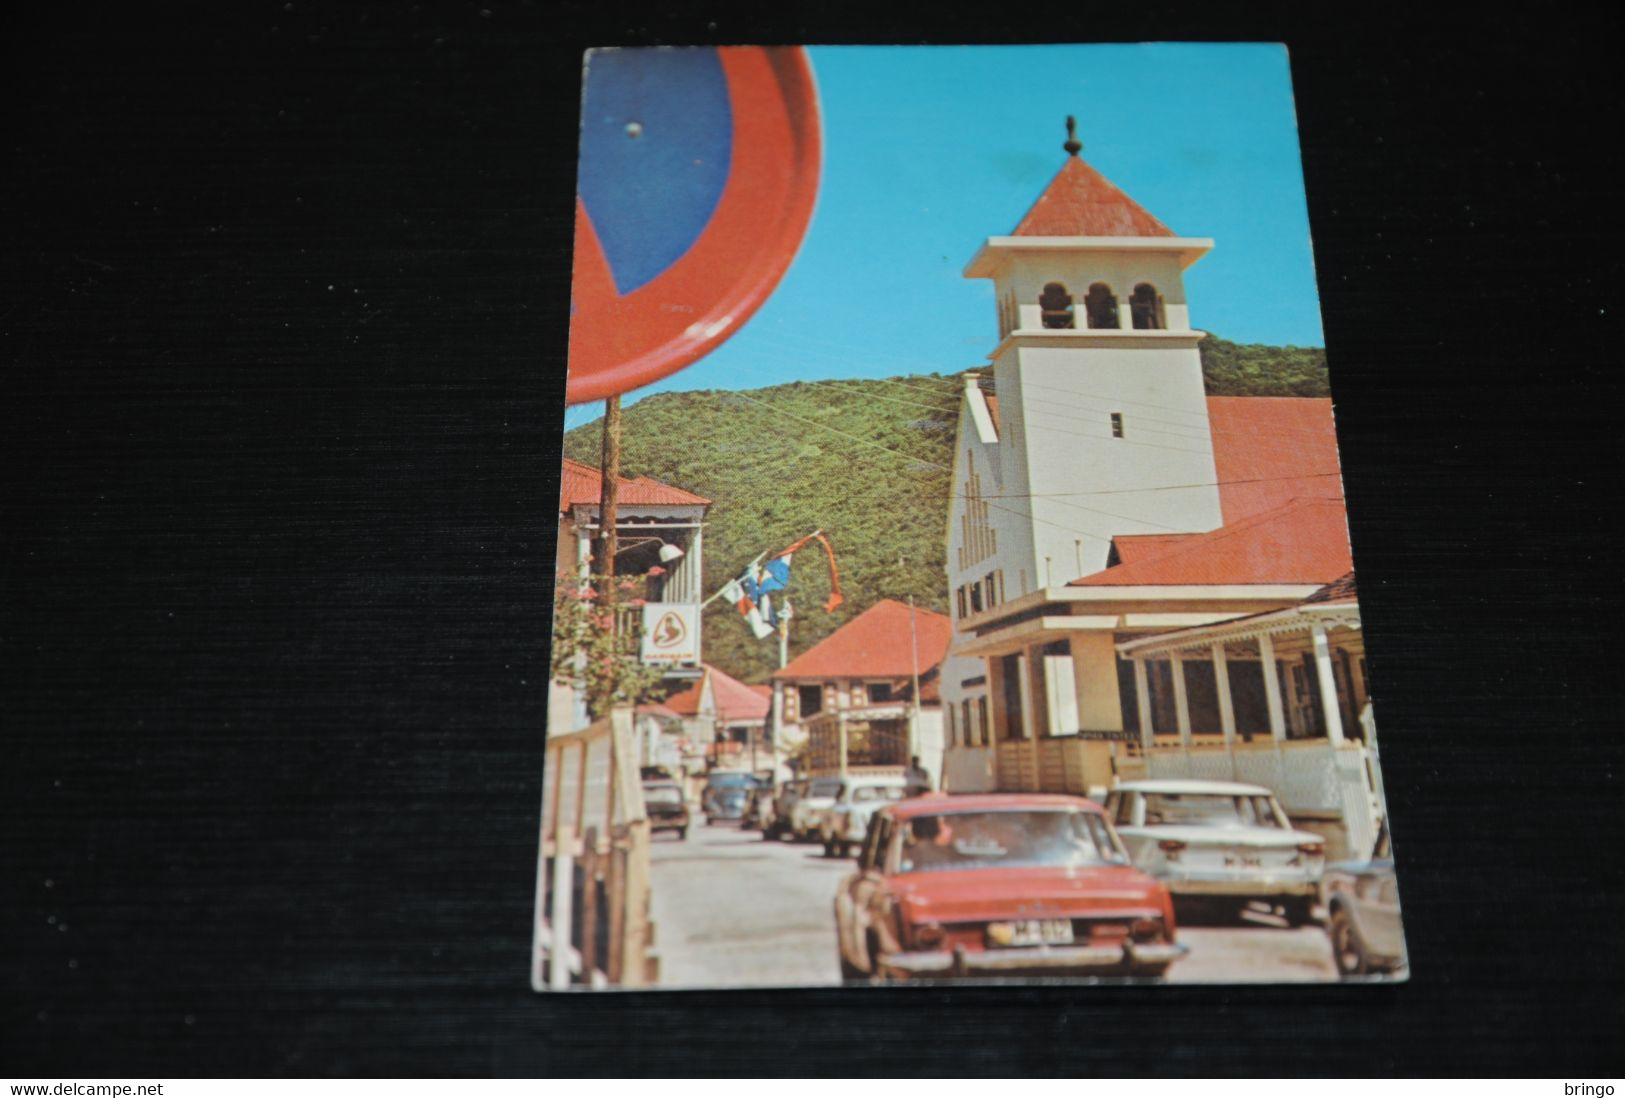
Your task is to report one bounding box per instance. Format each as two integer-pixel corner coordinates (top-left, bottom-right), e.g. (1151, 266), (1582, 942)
(833, 793), (1188, 982)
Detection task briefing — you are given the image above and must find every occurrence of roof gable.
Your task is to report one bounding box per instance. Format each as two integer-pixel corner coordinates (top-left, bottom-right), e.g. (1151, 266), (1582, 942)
(1011, 155), (1175, 238)
(706, 665), (771, 723)
(774, 599), (953, 681)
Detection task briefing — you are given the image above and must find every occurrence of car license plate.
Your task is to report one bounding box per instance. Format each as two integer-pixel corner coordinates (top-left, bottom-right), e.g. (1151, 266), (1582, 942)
(987, 919), (1074, 947)
(1224, 854), (1263, 868)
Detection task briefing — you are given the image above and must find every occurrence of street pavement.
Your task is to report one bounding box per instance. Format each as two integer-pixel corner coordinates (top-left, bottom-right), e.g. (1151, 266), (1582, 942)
(649, 819), (1337, 988)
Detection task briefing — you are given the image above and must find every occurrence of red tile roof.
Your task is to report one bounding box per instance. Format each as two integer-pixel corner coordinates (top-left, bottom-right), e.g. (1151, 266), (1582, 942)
(1071, 498), (1352, 588)
(707, 665), (771, 724)
(664, 665), (771, 724)
(663, 680), (702, 717)
(1303, 571), (1358, 605)
(1207, 397), (1343, 523)
(558, 458), (710, 514)
(1109, 533), (1198, 565)
(774, 599), (954, 681)
(1011, 155), (1175, 238)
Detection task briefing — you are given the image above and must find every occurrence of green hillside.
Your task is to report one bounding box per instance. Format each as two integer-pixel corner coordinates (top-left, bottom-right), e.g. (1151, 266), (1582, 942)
(562, 336), (1330, 684)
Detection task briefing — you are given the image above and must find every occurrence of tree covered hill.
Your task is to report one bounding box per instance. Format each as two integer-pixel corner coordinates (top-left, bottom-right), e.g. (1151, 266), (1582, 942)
(561, 336), (1330, 684)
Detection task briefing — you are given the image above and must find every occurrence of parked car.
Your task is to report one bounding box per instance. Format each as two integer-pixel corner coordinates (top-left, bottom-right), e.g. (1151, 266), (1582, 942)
(702, 770), (757, 825)
(642, 780), (689, 840)
(788, 777), (844, 841)
(764, 779), (810, 841)
(818, 776), (910, 858)
(1323, 820), (1407, 977)
(1104, 780), (1326, 926)
(833, 793), (1187, 983)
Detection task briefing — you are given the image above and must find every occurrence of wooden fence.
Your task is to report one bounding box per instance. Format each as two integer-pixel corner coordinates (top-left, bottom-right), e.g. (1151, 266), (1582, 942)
(533, 707), (657, 990)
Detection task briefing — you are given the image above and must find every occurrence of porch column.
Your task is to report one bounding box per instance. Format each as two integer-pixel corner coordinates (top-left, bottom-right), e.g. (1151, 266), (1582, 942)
(1170, 651), (1192, 748)
(1211, 642), (1237, 747)
(837, 712), (849, 777)
(1259, 632), (1287, 744)
(1311, 622), (1346, 746)
(1018, 651), (1039, 788)
(1132, 656), (1153, 753)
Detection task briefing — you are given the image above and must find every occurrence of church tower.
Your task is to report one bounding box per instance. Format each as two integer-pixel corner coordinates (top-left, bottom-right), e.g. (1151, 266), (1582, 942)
(961, 117), (1223, 587)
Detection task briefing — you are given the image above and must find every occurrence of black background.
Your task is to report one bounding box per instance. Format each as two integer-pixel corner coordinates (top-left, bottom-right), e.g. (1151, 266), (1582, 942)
(6, 2), (1624, 1077)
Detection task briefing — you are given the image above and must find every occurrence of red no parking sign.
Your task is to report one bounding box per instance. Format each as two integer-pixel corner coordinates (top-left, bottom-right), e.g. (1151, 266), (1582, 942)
(565, 47), (822, 405)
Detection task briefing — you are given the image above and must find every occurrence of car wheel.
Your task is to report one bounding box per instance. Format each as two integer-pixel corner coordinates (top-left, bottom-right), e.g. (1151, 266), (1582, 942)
(822, 838), (835, 858)
(1128, 963), (1172, 980)
(838, 948), (864, 982)
(1329, 907), (1368, 977)
(676, 827), (687, 841)
(1280, 897), (1314, 927)
(838, 841), (852, 858)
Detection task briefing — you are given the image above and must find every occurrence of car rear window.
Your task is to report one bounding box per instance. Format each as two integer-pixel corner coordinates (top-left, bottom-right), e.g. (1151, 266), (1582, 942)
(895, 809), (1129, 873)
(643, 785), (682, 804)
(809, 779), (843, 798)
(1141, 793), (1282, 828)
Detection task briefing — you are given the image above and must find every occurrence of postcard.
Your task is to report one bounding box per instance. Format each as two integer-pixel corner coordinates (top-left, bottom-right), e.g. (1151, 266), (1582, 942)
(535, 44), (1406, 990)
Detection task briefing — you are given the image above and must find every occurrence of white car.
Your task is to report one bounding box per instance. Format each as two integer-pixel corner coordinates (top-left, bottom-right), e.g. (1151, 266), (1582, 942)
(788, 777), (844, 841)
(1103, 779), (1326, 926)
(817, 776), (910, 858)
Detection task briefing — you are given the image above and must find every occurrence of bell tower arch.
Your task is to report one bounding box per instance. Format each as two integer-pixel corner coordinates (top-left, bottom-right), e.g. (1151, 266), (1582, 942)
(963, 116), (1223, 580)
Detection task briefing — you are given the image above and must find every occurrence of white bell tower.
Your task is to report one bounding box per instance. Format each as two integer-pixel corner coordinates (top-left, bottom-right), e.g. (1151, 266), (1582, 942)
(963, 117), (1224, 582)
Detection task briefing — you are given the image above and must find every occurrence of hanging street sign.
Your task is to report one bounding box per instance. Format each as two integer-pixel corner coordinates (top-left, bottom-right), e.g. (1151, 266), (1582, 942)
(641, 602), (701, 665)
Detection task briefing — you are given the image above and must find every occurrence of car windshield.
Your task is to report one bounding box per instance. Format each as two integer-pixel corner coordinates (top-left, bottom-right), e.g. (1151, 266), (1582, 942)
(1141, 793), (1282, 828)
(643, 785), (682, 804)
(706, 773), (754, 789)
(852, 784), (906, 804)
(808, 780), (842, 798)
(895, 810), (1129, 874)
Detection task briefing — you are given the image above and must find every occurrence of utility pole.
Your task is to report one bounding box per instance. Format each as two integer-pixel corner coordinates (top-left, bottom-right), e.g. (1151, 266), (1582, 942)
(594, 394), (622, 626)
(907, 593), (921, 768)
(770, 599), (791, 780)
(899, 554), (922, 771)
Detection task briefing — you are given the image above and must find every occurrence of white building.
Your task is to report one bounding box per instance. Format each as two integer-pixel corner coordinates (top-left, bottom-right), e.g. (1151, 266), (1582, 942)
(937, 125), (1379, 855)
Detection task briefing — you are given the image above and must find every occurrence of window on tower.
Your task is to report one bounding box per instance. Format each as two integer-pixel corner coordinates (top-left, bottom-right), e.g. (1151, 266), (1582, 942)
(1039, 282), (1075, 329)
(1084, 282), (1120, 330)
(1111, 412), (1125, 438)
(1130, 283), (1165, 330)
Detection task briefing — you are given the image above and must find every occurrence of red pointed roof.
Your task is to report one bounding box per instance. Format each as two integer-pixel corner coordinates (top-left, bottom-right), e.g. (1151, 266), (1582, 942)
(707, 665), (771, 724)
(665, 665), (771, 724)
(1011, 155), (1175, 238)
(1072, 498), (1352, 588)
(1207, 397), (1343, 523)
(558, 458), (710, 515)
(774, 599), (954, 681)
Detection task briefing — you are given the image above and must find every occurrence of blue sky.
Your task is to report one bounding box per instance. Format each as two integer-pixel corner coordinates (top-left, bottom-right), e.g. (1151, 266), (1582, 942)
(565, 44), (1323, 430)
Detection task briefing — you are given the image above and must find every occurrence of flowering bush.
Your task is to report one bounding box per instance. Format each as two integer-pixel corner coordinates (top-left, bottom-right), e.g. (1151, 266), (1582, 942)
(550, 572), (666, 720)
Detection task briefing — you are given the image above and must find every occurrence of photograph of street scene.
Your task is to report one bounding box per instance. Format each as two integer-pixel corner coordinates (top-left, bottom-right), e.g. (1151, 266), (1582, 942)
(536, 44), (1406, 990)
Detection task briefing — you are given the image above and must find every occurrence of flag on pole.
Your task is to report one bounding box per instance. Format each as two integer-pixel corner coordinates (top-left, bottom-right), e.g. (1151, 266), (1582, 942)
(772, 531), (844, 612)
(705, 531), (842, 640)
(720, 575), (774, 640)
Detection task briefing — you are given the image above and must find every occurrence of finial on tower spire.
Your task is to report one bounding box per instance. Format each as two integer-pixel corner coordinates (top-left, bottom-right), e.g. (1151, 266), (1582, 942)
(1063, 115), (1083, 157)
